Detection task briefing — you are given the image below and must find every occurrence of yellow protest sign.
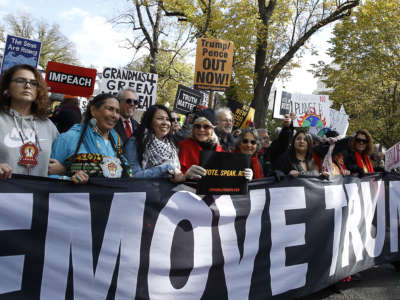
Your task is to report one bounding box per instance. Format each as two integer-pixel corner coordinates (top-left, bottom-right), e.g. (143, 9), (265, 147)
(194, 38), (234, 91)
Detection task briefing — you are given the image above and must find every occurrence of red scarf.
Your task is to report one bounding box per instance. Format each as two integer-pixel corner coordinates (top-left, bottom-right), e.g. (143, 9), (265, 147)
(355, 152), (374, 173)
(250, 153), (263, 179)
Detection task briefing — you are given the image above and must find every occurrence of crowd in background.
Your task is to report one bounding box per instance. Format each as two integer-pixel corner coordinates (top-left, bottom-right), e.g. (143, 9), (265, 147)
(0, 64), (397, 183)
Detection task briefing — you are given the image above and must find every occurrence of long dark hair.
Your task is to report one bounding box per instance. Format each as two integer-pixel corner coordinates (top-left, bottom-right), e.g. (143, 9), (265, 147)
(288, 129), (313, 167)
(135, 104), (174, 162)
(349, 129), (373, 156)
(0, 64), (50, 119)
(73, 93), (118, 156)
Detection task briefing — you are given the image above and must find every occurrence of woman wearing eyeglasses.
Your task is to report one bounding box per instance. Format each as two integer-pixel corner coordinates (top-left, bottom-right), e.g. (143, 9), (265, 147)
(0, 64), (61, 179)
(124, 104), (184, 181)
(178, 108), (225, 179)
(234, 127), (263, 179)
(344, 129), (374, 176)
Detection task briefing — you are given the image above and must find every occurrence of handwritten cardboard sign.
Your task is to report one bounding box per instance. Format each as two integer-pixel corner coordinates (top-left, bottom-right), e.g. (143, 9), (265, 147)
(99, 67), (158, 111)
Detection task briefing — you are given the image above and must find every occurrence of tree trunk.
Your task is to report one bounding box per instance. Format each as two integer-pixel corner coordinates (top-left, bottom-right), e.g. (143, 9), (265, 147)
(252, 38), (273, 129)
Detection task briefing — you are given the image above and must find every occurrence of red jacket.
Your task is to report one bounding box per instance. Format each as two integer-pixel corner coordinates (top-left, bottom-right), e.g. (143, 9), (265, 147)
(178, 138), (224, 174)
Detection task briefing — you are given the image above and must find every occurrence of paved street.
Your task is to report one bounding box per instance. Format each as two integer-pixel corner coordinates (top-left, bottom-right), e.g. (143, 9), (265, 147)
(301, 264), (400, 300)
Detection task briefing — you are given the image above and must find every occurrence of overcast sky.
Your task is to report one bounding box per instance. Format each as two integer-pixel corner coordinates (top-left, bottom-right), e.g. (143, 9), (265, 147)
(1, 0), (333, 94)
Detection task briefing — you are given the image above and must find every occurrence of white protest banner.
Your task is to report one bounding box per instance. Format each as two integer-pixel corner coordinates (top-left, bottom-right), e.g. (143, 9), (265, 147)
(290, 93), (331, 128)
(99, 67), (158, 111)
(328, 105), (349, 136)
(385, 141), (400, 171)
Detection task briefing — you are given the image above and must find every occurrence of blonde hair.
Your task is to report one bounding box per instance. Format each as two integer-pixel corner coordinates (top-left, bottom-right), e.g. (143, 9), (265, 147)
(191, 117), (219, 145)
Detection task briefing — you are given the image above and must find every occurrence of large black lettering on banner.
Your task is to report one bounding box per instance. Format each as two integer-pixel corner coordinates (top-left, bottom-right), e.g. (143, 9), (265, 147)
(0, 173), (400, 299)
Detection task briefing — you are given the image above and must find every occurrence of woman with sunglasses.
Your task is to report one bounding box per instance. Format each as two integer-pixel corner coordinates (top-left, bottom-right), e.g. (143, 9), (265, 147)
(344, 129), (374, 176)
(178, 108), (225, 179)
(0, 64), (62, 179)
(234, 127), (263, 179)
(51, 93), (131, 184)
(124, 104), (184, 181)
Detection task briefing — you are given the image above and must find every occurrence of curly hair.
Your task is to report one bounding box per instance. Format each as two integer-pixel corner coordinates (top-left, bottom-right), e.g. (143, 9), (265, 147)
(0, 64), (50, 119)
(235, 127), (261, 153)
(349, 129), (374, 156)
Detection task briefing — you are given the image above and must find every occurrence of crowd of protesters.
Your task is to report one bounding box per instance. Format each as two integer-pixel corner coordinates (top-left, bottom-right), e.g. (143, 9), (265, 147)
(0, 64), (398, 183)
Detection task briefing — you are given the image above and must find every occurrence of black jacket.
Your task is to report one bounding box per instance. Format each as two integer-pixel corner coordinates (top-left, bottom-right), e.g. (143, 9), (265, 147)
(114, 118), (140, 146)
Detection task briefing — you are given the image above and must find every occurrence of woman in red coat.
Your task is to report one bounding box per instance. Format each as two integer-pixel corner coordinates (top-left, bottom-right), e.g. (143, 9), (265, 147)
(178, 108), (224, 179)
(234, 127), (263, 179)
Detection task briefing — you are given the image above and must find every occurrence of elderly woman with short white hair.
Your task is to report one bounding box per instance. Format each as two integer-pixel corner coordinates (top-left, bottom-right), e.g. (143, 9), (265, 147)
(178, 108), (253, 181)
(178, 108), (224, 179)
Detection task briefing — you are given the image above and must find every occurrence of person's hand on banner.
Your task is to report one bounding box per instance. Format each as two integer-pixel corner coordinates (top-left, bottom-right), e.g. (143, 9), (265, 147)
(170, 169), (186, 183)
(0, 163), (12, 180)
(71, 170), (89, 184)
(244, 168), (253, 181)
(185, 165), (206, 180)
(48, 159), (65, 175)
(289, 170), (300, 177)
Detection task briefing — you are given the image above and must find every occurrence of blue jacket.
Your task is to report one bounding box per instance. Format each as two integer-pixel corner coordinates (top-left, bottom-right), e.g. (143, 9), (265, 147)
(124, 136), (173, 178)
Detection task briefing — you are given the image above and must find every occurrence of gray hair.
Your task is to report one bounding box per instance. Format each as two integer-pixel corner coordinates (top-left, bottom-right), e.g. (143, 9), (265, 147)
(117, 88), (137, 101)
(235, 127), (262, 152)
(215, 107), (233, 119)
(191, 117), (219, 145)
(256, 128), (269, 135)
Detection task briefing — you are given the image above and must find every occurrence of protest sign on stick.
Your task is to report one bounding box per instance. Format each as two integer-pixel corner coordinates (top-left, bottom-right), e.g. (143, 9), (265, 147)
(173, 85), (203, 114)
(99, 67), (158, 111)
(45, 61), (97, 97)
(228, 99), (255, 129)
(194, 38), (234, 92)
(1, 34), (41, 74)
(385, 141), (400, 171)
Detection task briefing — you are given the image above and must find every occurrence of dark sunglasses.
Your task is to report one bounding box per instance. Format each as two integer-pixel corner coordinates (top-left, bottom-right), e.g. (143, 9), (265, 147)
(125, 98), (139, 105)
(194, 124), (212, 130)
(355, 138), (368, 144)
(171, 117), (180, 122)
(242, 138), (257, 145)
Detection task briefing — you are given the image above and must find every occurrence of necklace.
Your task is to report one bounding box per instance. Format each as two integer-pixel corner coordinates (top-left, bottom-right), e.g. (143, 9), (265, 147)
(92, 124), (109, 139)
(11, 112), (40, 174)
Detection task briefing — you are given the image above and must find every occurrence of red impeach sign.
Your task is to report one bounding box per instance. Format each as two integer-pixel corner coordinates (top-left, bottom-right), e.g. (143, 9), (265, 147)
(45, 61), (97, 97)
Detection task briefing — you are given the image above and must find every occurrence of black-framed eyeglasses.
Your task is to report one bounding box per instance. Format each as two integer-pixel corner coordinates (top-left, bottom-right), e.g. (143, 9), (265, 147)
(11, 78), (39, 88)
(355, 138), (368, 144)
(171, 117), (180, 122)
(242, 138), (257, 145)
(194, 124), (212, 130)
(124, 98), (139, 105)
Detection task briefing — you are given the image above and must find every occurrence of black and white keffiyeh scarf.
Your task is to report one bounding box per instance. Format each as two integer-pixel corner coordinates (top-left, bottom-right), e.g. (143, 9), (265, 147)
(142, 133), (180, 170)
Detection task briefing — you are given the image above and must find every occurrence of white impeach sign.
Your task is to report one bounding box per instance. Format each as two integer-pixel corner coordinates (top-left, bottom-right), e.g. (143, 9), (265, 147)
(0, 174), (400, 299)
(99, 67), (158, 111)
(386, 141), (400, 171)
